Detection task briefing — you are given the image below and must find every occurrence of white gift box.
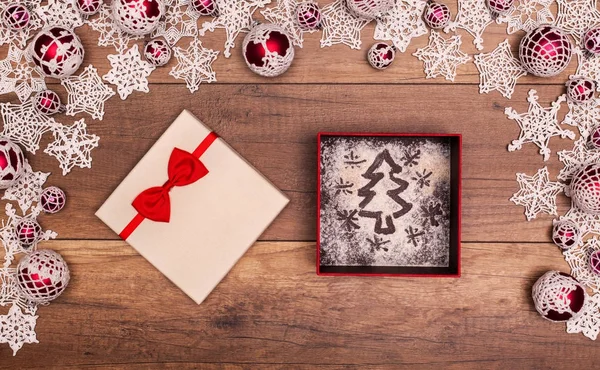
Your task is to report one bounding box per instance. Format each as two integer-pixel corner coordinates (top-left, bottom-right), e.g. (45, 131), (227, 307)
(96, 110), (289, 304)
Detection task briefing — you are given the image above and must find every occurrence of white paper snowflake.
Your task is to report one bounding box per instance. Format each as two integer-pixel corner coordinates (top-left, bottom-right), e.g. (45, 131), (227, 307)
(61, 65), (115, 120)
(0, 100), (57, 154)
(36, 0), (84, 30)
(474, 39), (527, 99)
(413, 31), (471, 82)
(0, 2), (42, 48)
(169, 39), (218, 93)
(152, 0), (199, 47)
(567, 292), (600, 340)
(85, 4), (138, 52)
(262, 0), (317, 48)
(320, 0), (370, 50)
(373, 0), (428, 53)
(562, 98), (600, 139)
(103, 45), (155, 100)
(505, 90), (574, 161)
(0, 44), (46, 103)
(445, 0), (493, 50)
(564, 238), (600, 294)
(510, 167), (564, 220)
(573, 50), (600, 91)
(0, 304), (38, 356)
(555, 0), (600, 41)
(558, 138), (600, 181)
(44, 119), (100, 175)
(497, 0), (555, 34)
(199, 0), (271, 58)
(2, 162), (50, 214)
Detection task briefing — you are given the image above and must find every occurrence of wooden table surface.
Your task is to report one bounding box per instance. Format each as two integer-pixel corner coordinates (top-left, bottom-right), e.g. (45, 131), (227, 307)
(2, 2), (597, 368)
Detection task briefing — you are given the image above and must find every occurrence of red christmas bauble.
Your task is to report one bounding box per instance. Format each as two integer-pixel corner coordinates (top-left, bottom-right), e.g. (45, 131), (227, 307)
(243, 23), (295, 78)
(423, 2), (450, 30)
(15, 218), (41, 247)
(112, 0), (165, 36)
(566, 77), (596, 103)
(296, 2), (322, 31)
(190, 0), (218, 16)
(367, 42), (395, 70)
(571, 164), (600, 215)
(486, 0), (513, 15)
(76, 0), (103, 16)
(590, 250), (600, 276)
(532, 271), (586, 322)
(16, 249), (70, 304)
(346, 0), (394, 19)
(584, 28), (600, 55)
(29, 27), (85, 79)
(33, 90), (63, 115)
(552, 219), (581, 250)
(519, 26), (572, 78)
(40, 186), (66, 214)
(591, 126), (600, 149)
(2, 3), (30, 30)
(143, 38), (171, 67)
(0, 137), (25, 189)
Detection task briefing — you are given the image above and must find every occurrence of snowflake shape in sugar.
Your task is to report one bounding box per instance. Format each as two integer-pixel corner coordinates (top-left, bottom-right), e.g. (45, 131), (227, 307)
(558, 138), (600, 181)
(61, 65), (115, 120)
(374, 0), (428, 53)
(510, 167), (564, 221)
(0, 44), (46, 103)
(0, 100), (56, 154)
(320, 0), (370, 50)
(262, 0), (316, 48)
(567, 293), (600, 340)
(2, 162), (50, 214)
(444, 0), (493, 50)
(555, 0), (600, 41)
(152, 0), (199, 47)
(199, 0), (271, 58)
(103, 45), (155, 100)
(505, 90), (574, 161)
(573, 51), (600, 92)
(564, 238), (600, 294)
(497, 0), (554, 34)
(44, 119), (99, 175)
(474, 39), (527, 99)
(562, 98), (600, 139)
(169, 39), (218, 94)
(413, 32), (471, 82)
(0, 304), (38, 356)
(86, 4), (138, 52)
(0, 2), (42, 48)
(36, 0), (84, 30)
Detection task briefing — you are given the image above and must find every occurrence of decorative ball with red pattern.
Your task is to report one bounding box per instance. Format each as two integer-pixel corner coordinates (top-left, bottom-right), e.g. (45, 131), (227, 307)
(0, 137), (25, 189)
(423, 1), (450, 30)
(144, 38), (171, 66)
(112, 0), (165, 36)
(33, 90), (63, 115)
(346, 0), (394, 19)
(519, 26), (572, 77)
(15, 218), (42, 247)
(367, 42), (396, 70)
(29, 27), (85, 79)
(532, 271), (586, 322)
(296, 1), (322, 31)
(40, 186), (67, 214)
(190, 0), (218, 16)
(590, 250), (600, 276)
(571, 164), (600, 215)
(552, 219), (581, 251)
(584, 28), (600, 55)
(243, 23), (295, 78)
(16, 249), (70, 304)
(1, 3), (30, 30)
(591, 126), (600, 149)
(566, 77), (596, 103)
(486, 0), (513, 15)
(75, 0), (103, 16)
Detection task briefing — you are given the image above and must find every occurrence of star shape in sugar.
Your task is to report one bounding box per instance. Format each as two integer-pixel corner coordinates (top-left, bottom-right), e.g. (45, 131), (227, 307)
(2, 161), (50, 214)
(510, 167), (564, 221)
(374, 0), (428, 52)
(555, 0), (600, 41)
(505, 90), (574, 161)
(474, 39), (527, 99)
(320, 0), (370, 50)
(44, 119), (100, 175)
(0, 304), (38, 356)
(262, 0), (317, 48)
(0, 2), (42, 48)
(199, 0), (271, 58)
(564, 238), (600, 295)
(86, 4), (138, 52)
(567, 292), (600, 340)
(558, 138), (600, 181)
(444, 0), (493, 50)
(497, 0), (555, 34)
(0, 101), (56, 154)
(36, 0), (84, 30)
(0, 44), (46, 103)
(413, 32), (471, 82)
(152, 0), (199, 47)
(573, 50), (600, 92)
(62, 65), (115, 120)
(169, 39), (218, 93)
(562, 98), (600, 139)
(103, 45), (155, 100)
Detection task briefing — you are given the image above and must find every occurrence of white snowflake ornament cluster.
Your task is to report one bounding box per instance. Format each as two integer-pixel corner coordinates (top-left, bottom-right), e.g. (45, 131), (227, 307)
(0, 44), (46, 104)
(413, 32), (471, 81)
(510, 167), (564, 220)
(86, 4), (139, 52)
(0, 100), (56, 154)
(170, 39), (218, 93)
(320, 0), (370, 50)
(262, 0), (320, 48)
(567, 292), (600, 340)
(0, 2), (42, 48)
(474, 39), (527, 99)
(555, 0), (600, 41)
(62, 65), (115, 120)
(373, 0), (428, 53)
(152, 0), (199, 47)
(564, 238), (600, 294)
(558, 138), (600, 182)
(562, 98), (600, 139)
(497, 0), (554, 34)
(2, 162), (50, 214)
(445, 0), (493, 50)
(0, 304), (38, 356)
(36, 0), (84, 30)
(103, 45), (156, 100)
(44, 119), (100, 176)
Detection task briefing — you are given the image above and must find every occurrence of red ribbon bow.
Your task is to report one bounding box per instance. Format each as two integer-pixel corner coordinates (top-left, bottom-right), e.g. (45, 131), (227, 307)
(131, 148), (209, 223)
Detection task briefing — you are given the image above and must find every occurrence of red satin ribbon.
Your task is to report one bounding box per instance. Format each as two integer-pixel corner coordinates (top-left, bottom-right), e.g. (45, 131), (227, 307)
(119, 132), (218, 240)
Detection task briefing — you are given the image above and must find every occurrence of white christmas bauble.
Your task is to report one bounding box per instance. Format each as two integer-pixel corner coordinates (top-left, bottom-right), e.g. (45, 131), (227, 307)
(0, 137), (25, 189)
(571, 164), (600, 215)
(29, 27), (85, 79)
(532, 271), (586, 322)
(112, 0), (165, 37)
(16, 249), (70, 304)
(518, 26), (572, 78)
(243, 23), (295, 78)
(367, 42), (395, 70)
(144, 38), (171, 67)
(346, 0), (394, 19)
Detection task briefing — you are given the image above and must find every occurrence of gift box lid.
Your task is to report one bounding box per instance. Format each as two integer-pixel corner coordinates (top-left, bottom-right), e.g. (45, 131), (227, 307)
(96, 110), (289, 304)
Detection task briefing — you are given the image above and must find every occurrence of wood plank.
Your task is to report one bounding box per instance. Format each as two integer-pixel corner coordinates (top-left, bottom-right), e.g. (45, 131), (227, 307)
(0, 240), (596, 368)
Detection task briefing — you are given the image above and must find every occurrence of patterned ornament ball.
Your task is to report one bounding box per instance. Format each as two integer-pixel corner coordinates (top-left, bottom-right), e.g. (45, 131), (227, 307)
(296, 1), (322, 31)
(190, 0), (218, 16)
(144, 38), (171, 67)
(0, 137), (25, 189)
(584, 28), (600, 55)
(367, 42), (396, 70)
(532, 271), (586, 322)
(519, 26), (572, 78)
(33, 90), (63, 115)
(486, 0), (513, 15)
(346, 0), (395, 19)
(591, 126), (600, 149)
(29, 27), (85, 79)
(243, 23), (295, 78)
(552, 219), (581, 250)
(566, 77), (596, 103)
(571, 164), (600, 215)
(15, 218), (41, 247)
(1, 3), (30, 30)
(112, 0), (165, 36)
(76, 0), (103, 16)
(590, 250), (600, 276)
(16, 249), (70, 304)
(40, 186), (66, 214)
(423, 2), (451, 30)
